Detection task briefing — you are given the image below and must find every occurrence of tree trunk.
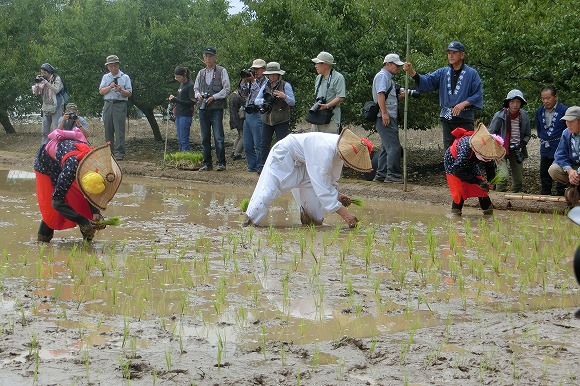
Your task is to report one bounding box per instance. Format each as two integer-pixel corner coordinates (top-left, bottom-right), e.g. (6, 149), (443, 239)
(134, 103), (163, 141)
(0, 110), (16, 134)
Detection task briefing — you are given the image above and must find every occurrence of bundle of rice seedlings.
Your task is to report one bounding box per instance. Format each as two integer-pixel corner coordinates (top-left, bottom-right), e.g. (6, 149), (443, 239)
(96, 216), (121, 226)
(350, 198), (364, 207)
(164, 152), (204, 169)
(240, 198), (250, 212)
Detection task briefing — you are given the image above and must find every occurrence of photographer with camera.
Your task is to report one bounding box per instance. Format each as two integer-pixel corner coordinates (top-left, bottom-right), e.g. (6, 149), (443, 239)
(31, 63), (64, 145)
(240, 59), (267, 173)
(255, 62), (295, 167)
(99, 55), (132, 161)
(193, 47), (231, 171)
(169, 66), (195, 152)
(56, 103), (90, 139)
(310, 52), (346, 134)
(488, 89), (531, 193)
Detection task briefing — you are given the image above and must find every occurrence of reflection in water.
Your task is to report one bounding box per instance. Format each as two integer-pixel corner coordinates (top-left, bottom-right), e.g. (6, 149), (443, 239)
(0, 169), (578, 357)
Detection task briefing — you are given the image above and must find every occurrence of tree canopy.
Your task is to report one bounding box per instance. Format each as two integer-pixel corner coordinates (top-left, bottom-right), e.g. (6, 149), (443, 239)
(1, 0), (577, 135)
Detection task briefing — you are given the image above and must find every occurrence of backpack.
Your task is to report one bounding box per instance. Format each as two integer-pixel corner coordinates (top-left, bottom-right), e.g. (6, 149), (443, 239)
(56, 75), (70, 106)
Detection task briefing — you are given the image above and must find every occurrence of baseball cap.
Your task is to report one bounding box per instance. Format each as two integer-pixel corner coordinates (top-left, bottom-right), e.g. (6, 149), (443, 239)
(561, 106), (580, 121)
(447, 41), (465, 52)
(203, 47), (216, 55)
(383, 53), (404, 66)
(311, 51), (335, 65)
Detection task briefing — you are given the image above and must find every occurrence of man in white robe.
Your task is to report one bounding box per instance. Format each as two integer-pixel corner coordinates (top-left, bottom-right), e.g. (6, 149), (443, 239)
(245, 129), (373, 228)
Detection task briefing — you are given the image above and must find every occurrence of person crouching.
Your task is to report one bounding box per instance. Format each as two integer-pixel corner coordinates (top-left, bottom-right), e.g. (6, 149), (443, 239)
(444, 123), (505, 216)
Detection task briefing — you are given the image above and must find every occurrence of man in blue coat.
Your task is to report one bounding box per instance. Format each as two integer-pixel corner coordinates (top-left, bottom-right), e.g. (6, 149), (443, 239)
(536, 86), (568, 195)
(548, 106), (580, 204)
(403, 41), (483, 150)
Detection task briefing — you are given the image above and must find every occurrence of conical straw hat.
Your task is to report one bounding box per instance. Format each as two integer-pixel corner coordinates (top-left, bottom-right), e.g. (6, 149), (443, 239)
(337, 129), (373, 172)
(76, 144), (122, 210)
(469, 123), (505, 160)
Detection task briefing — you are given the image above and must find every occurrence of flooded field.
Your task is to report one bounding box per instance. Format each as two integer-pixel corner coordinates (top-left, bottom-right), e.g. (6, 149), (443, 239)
(0, 168), (579, 385)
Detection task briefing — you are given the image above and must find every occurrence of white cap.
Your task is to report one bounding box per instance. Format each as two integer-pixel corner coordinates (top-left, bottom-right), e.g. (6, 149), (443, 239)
(383, 53), (404, 66)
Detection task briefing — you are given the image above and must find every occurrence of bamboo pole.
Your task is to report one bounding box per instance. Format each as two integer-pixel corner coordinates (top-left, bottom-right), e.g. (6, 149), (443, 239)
(504, 193), (571, 203)
(403, 24), (410, 192)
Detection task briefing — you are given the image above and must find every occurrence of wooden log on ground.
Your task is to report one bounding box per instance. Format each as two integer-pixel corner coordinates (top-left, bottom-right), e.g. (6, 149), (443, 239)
(504, 193), (570, 203)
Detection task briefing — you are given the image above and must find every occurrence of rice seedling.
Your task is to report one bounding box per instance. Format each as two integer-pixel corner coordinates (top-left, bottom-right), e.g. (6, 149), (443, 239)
(350, 197), (364, 207)
(311, 344), (320, 368)
(260, 323), (267, 360)
(165, 349), (172, 371)
(216, 331), (225, 367)
(240, 198), (250, 212)
(164, 151), (204, 169)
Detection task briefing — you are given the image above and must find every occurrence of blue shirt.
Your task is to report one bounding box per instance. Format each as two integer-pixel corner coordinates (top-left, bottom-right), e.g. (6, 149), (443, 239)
(554, 129), (580, 170)
(99, 70), (132, 101)
(372, 68), (397, 118)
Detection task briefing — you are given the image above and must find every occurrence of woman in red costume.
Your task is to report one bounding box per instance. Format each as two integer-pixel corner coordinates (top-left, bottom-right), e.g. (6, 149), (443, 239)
(444, 123), (505, 216)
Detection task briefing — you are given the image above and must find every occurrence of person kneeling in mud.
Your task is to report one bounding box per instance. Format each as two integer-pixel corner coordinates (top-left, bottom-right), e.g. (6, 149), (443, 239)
(34, 135), (122, 242)
(244, 129), (373, 228)
(444, 123), (505, 216)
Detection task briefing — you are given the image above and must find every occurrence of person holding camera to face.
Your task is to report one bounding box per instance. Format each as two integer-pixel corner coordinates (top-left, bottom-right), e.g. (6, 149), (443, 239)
(99, 55), (132, 161)
(56, 103), (90, 139)
(31, 63), (64, 145)
(239, 59), (267, 173)
(169, 66), (195, 152)
(255, 62), (296, 167)
(488, 90), (531, 193)
(310, 52), (346, 134)
(193, 47), (231, 171)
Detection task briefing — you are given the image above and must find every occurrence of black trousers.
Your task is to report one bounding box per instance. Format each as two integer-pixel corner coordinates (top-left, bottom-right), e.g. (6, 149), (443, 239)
(451, 196), (492, 211)
(540, 155), (566, 195)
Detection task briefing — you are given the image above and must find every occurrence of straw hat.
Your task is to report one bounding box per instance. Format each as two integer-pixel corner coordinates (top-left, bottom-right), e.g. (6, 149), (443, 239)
(337, 129), (373, 172)
(76, 144), (122, 210)
(469, 123), (505, 160)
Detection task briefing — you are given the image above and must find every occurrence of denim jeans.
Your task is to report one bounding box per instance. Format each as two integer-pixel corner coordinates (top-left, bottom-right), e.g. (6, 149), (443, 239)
(375, 116), (402, 180)
(243, 112), (263, 172)
(199, 109), (225, 167)
(261, 121), (290, 167)
(175, 116), (192, 151)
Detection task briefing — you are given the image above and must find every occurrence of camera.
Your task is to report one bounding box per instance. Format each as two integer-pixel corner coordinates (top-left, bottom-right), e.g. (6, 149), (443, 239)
(259, 92), (277, 114)
(395, 83), (419, 98)
(509, 143), (524, 164)
(245, 103), (259, 114)
(309, 97), (326, 113)
(239, 68), (255, 79)
(198, 92), (210, 110)
(67, 112), (78, 121)
(35, 75), (45, 83)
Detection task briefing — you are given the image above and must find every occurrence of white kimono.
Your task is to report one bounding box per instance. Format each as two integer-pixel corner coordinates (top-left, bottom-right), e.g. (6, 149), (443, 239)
(246, 132), (344, 225)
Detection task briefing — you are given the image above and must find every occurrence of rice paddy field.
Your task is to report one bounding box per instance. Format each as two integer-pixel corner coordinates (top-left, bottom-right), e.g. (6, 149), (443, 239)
(0, 169), (579, 385)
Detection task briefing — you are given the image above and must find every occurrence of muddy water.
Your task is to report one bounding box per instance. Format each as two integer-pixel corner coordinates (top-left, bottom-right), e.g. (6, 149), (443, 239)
(1, 168), (578, 364)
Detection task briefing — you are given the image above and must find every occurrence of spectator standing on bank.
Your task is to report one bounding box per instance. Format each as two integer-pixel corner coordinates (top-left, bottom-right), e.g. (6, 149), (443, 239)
(240, 59), (267, 173)
(31, 63), (64, 145)
(169, 66), (195, 152)
(310, 51), (346, 134)
(548, 106), (580, 204)
(99, 55), (132, 160)
(536, 86), (568, 195)
(255, 61), (296, 167)
(488, 89), (531, 192)
(193, 47), (230, 171)
(403, 41), (483, 149)
(372, 53), (405, 184)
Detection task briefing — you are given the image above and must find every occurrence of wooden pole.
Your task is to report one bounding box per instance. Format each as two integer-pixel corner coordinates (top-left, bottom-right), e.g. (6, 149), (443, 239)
(403, 24), (410, 192)
(504, 193), (571, 203)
